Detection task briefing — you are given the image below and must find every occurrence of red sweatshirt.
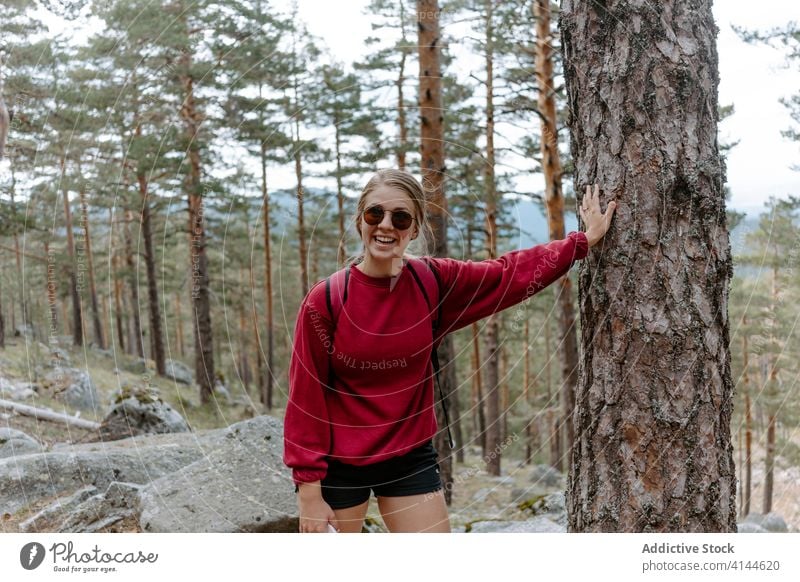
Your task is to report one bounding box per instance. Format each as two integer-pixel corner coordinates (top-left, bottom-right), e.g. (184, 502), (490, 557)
(283, 231), (589, 485)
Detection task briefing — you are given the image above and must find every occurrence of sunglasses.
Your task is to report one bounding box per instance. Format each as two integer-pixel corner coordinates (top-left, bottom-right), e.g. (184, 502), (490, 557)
(362, 205), (417, 231)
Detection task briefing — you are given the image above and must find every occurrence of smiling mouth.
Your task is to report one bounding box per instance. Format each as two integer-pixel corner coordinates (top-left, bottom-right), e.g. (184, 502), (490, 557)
(373, 236), (396, 245)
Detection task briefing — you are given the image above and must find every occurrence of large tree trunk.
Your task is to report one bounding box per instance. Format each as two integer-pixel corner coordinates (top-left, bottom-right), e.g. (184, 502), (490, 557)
(418, 0), (457, 504)
(481, 0), (502, 477)
(61, 156), (83, 347)
(534, 0), (579, 466)
(180, 49), (215, 404)
(77, 181), (105, 349)
(562, 0), (736, 532)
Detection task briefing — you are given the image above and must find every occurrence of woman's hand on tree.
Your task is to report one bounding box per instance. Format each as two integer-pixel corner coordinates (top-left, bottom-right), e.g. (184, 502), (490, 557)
(579, 183), (617, 248)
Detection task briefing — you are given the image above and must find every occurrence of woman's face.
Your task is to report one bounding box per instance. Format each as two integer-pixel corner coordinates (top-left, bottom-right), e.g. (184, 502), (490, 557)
(358, 185), (419, 263)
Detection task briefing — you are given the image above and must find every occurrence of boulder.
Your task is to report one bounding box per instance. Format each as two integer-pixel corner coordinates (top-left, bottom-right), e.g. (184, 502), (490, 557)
(736, 522), (767, 533)
(57, 482), (143, 533)
(528, 464), (564, 488)
(2, 415), (297, 533)
(0, 428), (44, 459)
(469, 516), (565, 533)
(743, 512), (788, 533)
(45, 368), (100, 412)
(20, 486), (99, 532)
(98, 389), (189, 441)
(164, 359), (193, 385)
(0, 430), (207, 516)
(138, 415), (296, 533)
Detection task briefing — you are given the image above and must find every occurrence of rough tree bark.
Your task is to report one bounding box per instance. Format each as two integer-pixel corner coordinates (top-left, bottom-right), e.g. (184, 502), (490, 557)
(562, 0), (736, 532)
(418, 0), (458, 503)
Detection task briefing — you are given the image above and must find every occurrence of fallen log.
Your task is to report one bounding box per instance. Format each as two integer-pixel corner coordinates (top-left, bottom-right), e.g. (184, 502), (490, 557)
(0, 399), (100, 431)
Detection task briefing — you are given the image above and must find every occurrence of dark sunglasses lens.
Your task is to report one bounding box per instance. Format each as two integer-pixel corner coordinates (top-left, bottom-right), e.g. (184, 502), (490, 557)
(392, 211), (413, 230)
(364, 206), (384, 225)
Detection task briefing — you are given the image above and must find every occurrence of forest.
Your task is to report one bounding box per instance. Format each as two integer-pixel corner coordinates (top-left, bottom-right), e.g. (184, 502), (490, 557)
(1, 0), (799, 534)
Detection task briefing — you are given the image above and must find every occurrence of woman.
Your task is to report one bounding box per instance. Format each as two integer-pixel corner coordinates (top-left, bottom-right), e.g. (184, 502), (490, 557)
(283, 169), (616, 533)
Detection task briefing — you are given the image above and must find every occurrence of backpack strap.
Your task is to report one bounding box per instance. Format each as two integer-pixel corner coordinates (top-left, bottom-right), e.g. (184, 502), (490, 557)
(325, 264), (351, 325)
(406, 258), (455, 450)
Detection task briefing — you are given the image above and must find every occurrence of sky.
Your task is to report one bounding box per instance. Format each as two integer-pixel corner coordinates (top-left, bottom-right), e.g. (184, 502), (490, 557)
(26, 0), (800, 217)
(294, 0), (800, 216)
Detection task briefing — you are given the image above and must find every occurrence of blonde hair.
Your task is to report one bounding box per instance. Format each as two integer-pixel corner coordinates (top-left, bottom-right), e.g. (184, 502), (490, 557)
(345, 169), (434, 265)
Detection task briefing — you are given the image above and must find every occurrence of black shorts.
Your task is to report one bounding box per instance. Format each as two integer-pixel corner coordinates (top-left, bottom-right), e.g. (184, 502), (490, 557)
(320, 441), (443, 510)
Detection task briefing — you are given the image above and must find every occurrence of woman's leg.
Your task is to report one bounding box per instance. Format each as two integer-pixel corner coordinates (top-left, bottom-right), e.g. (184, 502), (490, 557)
(331, 499), (370, 533)
(376, 489), (451, 532)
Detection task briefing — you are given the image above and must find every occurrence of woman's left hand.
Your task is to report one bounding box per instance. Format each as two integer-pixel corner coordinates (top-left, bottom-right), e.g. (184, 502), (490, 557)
(579, 184), (617, 248)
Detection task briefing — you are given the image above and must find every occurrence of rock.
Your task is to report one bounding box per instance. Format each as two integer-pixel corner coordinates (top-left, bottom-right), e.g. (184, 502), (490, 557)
(762, 513), (789, 533)
(57, 482), (143, 533)
(213, 381), (232, 405)
(528, 464), (564, 488)
(472, 487), (492, 503)
(516, 492), (567, 527)
(0, 431), (207, 516)
(138, 415), (296, 533)
(736, 522), (767, 533)
(744, 512), (788, 533)
(14, 324), (33, 337)
(0, 428), (44, 459)
(122, 358), (156, 375)
(20, 486), (99, 532)
(98, 389), (189, 441)
(45, 368), (100, 412)
(469, 516), (565, 533)
(164, 359), (193, 385)
(0, 377), (36, 401)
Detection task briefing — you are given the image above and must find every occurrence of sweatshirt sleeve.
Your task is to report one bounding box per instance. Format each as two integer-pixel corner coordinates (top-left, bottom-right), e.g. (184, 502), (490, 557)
(282, 282), (333, 486)
(429, 231), (589, 337)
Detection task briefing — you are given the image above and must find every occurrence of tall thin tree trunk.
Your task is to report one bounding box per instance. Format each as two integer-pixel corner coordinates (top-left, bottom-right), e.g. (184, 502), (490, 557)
(61, 156), (83, 347)
(742, 318), (752, 517)
(562, 0), (735, 532)
(113, 250), (125, 354)
(180, 47), (215, 404)
(261, 142), (275, 410)
(44, 240), (59, 340)
(334, 121), (347, 266)
(471, 322), (486, 455)
(545, 307), (560, 470)
(77, 180), (105, 349)
(291, 52), (309, 298)
(418, 0), (457, 504)
(175, 291), (184, 358)
(10, 183), (26, 333)
(534, 0), (579, 463)
(397, 1), (409, 171)
(0, 266), (5, 349)
(482, 0), (501, 477)
(138, 175), (166, 376)
(124, 209), (144, 358)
